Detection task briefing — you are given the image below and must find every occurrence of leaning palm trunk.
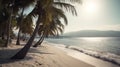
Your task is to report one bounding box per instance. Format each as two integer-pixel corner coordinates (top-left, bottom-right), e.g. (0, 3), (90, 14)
(16, 8), (24, 45)
(16, 29), (21, 45)
(38, 36), (44, 46)
(33, 34), (44, 47)
(11, 16), (41, 59)
(33, 36), (42, 47)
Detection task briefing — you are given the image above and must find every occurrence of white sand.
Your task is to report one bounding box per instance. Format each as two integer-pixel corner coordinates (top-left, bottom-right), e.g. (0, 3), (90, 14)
(0, 41), (94, 67)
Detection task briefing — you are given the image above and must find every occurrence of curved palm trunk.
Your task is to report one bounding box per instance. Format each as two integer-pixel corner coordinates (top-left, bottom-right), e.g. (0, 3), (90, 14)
(11, 16), (41, 59)
(16, 8), (24, 45)
(33, 36), (42, 47)
(16, 29), (21, 45)
(33, 34), (44, 47)
(38, 36), (44, 46)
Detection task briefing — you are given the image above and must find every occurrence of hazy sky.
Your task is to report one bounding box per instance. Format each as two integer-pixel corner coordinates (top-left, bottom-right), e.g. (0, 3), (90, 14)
(64, 0), (120, 33)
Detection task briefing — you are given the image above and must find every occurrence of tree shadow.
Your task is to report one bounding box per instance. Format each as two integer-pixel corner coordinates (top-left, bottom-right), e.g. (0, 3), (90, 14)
(0, 56), (33, 64)
(0, 48), (21, 59)
(0, 46), (53, 64)
(0, 48), (33, 64)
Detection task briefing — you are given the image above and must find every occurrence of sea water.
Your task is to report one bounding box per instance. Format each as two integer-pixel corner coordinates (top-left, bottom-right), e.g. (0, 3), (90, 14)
(45, 37), (120, 66)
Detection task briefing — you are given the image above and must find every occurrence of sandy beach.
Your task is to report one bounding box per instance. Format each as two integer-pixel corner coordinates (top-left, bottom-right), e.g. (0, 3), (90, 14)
(0, 41), (94, 67)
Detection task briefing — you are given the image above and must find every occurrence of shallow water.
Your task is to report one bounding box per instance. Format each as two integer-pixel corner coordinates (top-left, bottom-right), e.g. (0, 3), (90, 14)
(46, 37), (120, 55)
(45, 37), (120, 66)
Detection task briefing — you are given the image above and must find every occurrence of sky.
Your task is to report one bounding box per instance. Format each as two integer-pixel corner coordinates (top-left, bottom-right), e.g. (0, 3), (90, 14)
(64, 0), (120, 33)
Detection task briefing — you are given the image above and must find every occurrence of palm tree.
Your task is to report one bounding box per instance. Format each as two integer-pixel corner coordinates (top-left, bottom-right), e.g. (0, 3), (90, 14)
(33, 20), (65, 47)
(20, 15), (34, 36)
(0, 0), (36, 46)
(33, 6), (67, 47)
(15, 0), (36, 45)
(16, 8), (25, 45)
(11, 0), (81, 59)
(1, 0), (15, 47)
(0, 9), (17, 45)
(0, 1), (13, 43)
(11, 0), (51, 59)
(16, 14), (34, 45)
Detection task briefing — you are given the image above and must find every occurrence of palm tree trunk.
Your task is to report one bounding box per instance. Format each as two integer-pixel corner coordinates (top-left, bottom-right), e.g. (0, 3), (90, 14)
(4, 0), (15, 47)
(38, 36), (44, 46)
(33, 35), (43, 47)
(4, 12), (12, 47)
(16, 8), (24, 45)
(16, 29), (21, 45)
(11, 16), (41, 59)
(1, 32), (5, 40)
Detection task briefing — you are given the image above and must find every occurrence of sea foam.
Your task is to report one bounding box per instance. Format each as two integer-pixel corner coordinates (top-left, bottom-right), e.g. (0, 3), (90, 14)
(47, 41), (120, 66)
(68, 46), (120, 66)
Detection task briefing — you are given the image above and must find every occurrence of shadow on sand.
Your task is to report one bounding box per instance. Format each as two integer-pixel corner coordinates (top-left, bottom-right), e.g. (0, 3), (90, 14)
(0, 46), (53, 64)
(0, 56), (33, 64)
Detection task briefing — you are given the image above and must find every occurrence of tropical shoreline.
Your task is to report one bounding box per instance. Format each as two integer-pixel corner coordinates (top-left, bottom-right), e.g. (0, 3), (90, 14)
(46, 41), (120, 67)
(0, 40), (94, 67)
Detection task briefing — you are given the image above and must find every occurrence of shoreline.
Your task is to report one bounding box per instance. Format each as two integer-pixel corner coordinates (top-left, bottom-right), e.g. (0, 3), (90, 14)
(47, 41), (120, 67)
(0, 40), (94, 67)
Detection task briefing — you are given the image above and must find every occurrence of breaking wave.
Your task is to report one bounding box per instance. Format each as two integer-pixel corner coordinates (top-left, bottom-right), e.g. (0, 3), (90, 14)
(67, 45), (120, 66)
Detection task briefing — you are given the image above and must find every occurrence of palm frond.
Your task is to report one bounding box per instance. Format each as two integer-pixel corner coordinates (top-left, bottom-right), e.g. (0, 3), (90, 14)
(54, 2), (77, 16)
(52, 6), (68, 25)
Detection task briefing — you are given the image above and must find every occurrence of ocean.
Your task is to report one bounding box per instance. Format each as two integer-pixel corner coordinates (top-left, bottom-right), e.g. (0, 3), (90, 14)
(45, 37), (120, 66)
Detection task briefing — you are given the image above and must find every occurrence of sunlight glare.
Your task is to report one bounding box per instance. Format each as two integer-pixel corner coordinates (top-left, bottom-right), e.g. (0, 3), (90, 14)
(84, 1), (97, 13)
(82, 37), (102, 42)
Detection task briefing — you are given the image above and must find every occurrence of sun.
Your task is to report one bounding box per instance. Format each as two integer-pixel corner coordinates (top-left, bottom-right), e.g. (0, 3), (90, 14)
(84, 1), (97, 13)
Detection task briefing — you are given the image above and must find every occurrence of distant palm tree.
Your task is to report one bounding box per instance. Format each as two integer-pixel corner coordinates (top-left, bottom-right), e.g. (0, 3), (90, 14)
(16, 14), (34, 45)
(15, 0), (35, 45)
(20, 15), (34, 38)
(0, 11), (16, 41)
(0, 1), (13, 42)
(1, 0), (15, 47)
(16, 8), (25, 45)
(0, 0), (35, 47)
(11, 0), (81, 59)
